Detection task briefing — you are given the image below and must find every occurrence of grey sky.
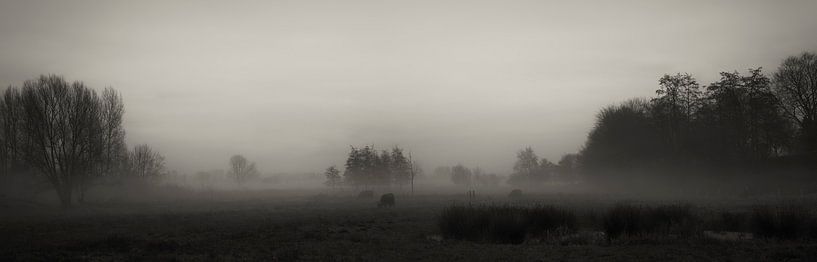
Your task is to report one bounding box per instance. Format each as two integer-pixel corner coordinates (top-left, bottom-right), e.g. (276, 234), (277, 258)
(1, 0), (816, 174)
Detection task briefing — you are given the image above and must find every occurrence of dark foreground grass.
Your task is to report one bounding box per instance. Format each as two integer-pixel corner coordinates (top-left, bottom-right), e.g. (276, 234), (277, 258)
(751, 206), (817, 240)
(5, 191), (817, 261)
(439, 203), (817, 243)
(602, 204), (699, 239)
(438, 205), (576, 244)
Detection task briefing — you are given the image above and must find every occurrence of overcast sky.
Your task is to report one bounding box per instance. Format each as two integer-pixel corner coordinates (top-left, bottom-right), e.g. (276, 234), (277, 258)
(1, 0), (815, 174)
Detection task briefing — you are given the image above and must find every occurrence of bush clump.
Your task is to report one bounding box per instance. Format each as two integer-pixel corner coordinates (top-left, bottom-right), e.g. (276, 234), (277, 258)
(603, 204), (698, 239)
(438, 204), (576, 244)
(708, 211), (748, 232)
(751, 206), (817, 240)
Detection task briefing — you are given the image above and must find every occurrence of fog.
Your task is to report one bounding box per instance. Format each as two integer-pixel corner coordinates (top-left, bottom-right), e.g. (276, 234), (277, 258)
(2, 0), (816, 174)
(5, 2), (817, 260)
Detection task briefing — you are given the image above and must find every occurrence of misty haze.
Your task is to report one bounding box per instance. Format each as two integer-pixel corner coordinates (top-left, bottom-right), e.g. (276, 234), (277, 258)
(1, 1), (817, 261)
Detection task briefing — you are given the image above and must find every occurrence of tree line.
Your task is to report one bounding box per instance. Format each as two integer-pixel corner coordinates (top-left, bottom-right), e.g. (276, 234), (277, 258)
(578, 52), (817, 187)
(325, 145), (420, 189)
(0, 75), (166, 206)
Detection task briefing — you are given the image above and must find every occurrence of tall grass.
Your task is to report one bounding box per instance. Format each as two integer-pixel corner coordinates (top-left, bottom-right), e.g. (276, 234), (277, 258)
(751, 206), (817, 240)
(602, 204), (698, 239)
(438, 205), (577, 244)
(440, 203), (817, 243)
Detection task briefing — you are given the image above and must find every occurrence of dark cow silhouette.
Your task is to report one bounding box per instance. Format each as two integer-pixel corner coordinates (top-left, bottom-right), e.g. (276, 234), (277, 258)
(378, 193), (395, 207)
(358, 190), (374, 199)
(508, 189), (523, 198)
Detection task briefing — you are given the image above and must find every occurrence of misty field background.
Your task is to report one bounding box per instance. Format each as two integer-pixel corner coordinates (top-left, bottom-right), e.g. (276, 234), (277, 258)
(3, 183), (817, 261)
(2, 1), (817, 261)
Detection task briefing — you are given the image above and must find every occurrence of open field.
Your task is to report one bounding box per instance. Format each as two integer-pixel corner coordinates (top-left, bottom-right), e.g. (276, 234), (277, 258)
(3, 186), (817, 261)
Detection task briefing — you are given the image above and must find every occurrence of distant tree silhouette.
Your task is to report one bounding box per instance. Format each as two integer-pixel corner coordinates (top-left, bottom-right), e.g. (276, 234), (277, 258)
(773, 52), (817, 152)
(78, 88), (127, 202)
(508, 147), (539, 186)
(0, 88), (22, 179)
(344, 145), (376, 188)
(374, 149), (392, 185)
(342, 145), (412, 188)
(473, 171), (501, 187)
(390, 147), (412, 188)
(324, 165), (342, 189)
(450, 164), (472, 187)
(579, 98), (661, 181)
(557, 153), (580, 182)
(229, 154), (258, 185)
(579, 59), (811, 187)
(508, 147), (555, 185)
(700, 68), (792, 162)
(128, 144), (166, 183)
(652, 73), (702, 156)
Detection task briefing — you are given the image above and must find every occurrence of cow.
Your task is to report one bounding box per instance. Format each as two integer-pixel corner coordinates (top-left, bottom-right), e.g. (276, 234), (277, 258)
(378, 193), (395, 208)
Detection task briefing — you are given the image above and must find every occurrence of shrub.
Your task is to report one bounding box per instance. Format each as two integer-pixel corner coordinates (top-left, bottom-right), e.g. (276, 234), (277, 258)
(602, 204), (643, 239)
(527, 205), (578, 236)
(751, 206), (817, 239)
(602, 204), (698, 239)
(438, 204), (576, 244)
(650, 204), (697, 235)
(709, 211), (748, 232)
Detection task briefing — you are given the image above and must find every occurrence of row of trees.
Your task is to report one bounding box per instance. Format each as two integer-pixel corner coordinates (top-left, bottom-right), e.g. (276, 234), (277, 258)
(228, 154), (259, 184)
(326, 145), (419, 189)
(0, 75), (166, 206)
(446, 164), (501, 188)
(505, 147), (578, 186)
(579, 52), (817, 184)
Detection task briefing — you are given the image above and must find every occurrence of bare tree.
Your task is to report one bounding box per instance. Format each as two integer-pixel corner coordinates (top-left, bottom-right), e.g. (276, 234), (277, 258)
(229, 154), (258, 185)
(508, 147), (541, 185)
(773, 52), (817, 152)
(652, 73), (702, 153)
(0, 88), (20, 179)
(128, 144), (166, 183)
(3, 75), (110, 206)
(78, 88), (127, 202)
(324, 165), (342, 189)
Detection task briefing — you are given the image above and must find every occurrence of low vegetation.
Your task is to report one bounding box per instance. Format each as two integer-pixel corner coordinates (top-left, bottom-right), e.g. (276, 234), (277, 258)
(438, 204), (577, 244)
(751, 206), (817, 240)
(439, 202), (817, 244)
(602, 204), (698, 239)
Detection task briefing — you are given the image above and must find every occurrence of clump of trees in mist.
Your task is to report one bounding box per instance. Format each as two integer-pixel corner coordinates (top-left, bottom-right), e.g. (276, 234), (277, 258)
(325, 145), (420, 190)
(433, 149), (578, 189)
(324, 166), (342, 189)
(506, 147), (579, 186)
(228, 154), (259, 185)
(0, 75), (166, 207)
(578, 52), (817, 189)
(430, 164), (501, 188)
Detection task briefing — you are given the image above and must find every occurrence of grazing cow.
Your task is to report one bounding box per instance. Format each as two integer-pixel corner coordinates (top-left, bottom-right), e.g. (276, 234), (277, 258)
(358, 190), (374, 199)
(508, 189), (523, 198)
(378, 193), (395, 208)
